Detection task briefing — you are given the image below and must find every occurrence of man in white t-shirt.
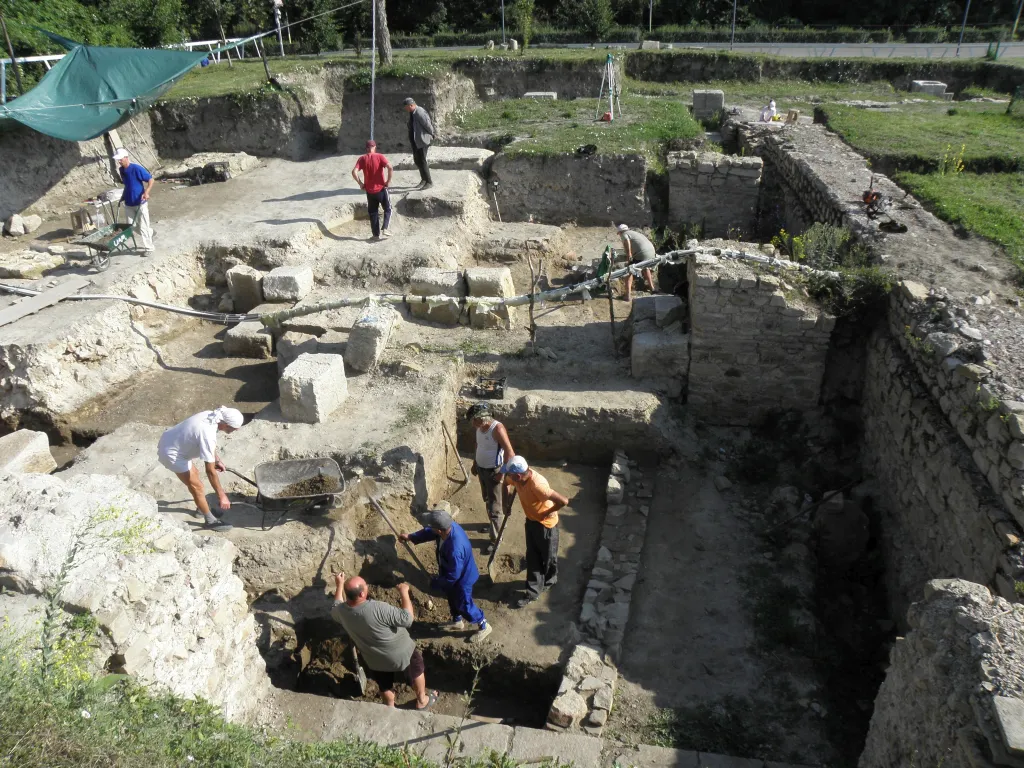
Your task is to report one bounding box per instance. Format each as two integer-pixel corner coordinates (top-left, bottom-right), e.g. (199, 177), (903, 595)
(157, 406), (243, 530)
(467, 401), (516, 546)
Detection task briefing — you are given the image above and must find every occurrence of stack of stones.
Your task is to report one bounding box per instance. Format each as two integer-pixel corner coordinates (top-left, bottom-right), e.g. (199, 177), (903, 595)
(546, 645), (618, 736)
(408, 266), (516, 328)
(665, 151), (763, 238)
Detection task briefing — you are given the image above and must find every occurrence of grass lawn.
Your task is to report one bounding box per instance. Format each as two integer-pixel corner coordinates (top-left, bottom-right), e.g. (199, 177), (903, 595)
(629, 77), (914, 108)
(819, 102), (1024, 172)
(457, 93), (703, 165)
(894, 171), (1024, 278)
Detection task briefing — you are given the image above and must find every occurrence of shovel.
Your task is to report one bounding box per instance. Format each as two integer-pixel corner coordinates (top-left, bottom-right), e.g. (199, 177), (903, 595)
(359, 478), (435, 611)
(486, 486), (517, 583)
(351, 645), (367, 695)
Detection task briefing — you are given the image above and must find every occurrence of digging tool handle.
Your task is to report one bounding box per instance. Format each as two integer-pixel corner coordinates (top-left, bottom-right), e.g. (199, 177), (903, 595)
(365, 494), (435, 609)
(224, 467), (259, 489)
(441, 422), (470, 484)
(351, 645), (367, 695)
(486, 486), (517, 581)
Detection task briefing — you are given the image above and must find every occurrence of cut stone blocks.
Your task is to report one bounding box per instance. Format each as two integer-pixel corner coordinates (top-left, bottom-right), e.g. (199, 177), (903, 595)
(632, 331), (690, 379)
(345, 306), (399, 372)
(911, 80), (948, 97)
(409, 267), (466, 325)
(224, 319), (274, 359)
(524, 91), (557, 100)
(466, 266), (516, 330)
(640, 40), (661, 50)
(225, 264), (265, 312)
(277, 331), (318, 375)
(279, 353), (347, 424)
(0, 430), (57, 473)
(692, 89), (725, 121)
(263, 265), (314, 302)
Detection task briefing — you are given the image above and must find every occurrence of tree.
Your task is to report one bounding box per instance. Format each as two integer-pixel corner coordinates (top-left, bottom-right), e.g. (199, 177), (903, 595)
(557, 0), (612, 40)
(104, 0), (185, 46)
(302, 0), (338, 53)
(374, 0), (392, 65)
(511, 0), (535, 48)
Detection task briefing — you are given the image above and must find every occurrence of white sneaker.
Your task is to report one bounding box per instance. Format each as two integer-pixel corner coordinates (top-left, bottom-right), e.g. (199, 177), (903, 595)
(441, 619), (466, 632)
(469, 623), (492, 644)
(380, 230), (391, 239)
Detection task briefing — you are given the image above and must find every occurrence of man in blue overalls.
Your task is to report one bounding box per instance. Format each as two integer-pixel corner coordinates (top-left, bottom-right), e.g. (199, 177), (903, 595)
(400, 508), (493, 644)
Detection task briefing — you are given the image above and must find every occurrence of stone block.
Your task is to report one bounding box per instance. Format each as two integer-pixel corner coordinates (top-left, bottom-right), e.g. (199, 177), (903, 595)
(465, 266), (515, 298)
(277, 331), (318, 375)
(263, 265), (314, 302)
(910, 80), (948, 96)
(632, 331), (690, 379)
(0, 249), (65, 279)
(524, 91), (557, 99)
(641, 40), (661, 50)
(409, 267), (466, 325)
(593, 685), (614, 710)
(548, 690), (588, 728)
(607, 476), (624, 504)
(1009, 442), (1024, 471)
(0, 430), (56, 474)
(692, 89), (725, 120)
(3, 214), (25, 236)
(654, 295), (684, 328)
(900, 280), (929, 303)
(225, 264), (264, 312)
(345, 306), (398, 372)
(994, 696), (1024, 756)
(511, 726), (604, 765)
(279, 353), (347, 423)
(224, 321), (273, 359)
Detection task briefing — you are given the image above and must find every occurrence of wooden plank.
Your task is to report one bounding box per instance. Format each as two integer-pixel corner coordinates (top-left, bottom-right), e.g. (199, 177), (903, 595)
(0, 276), (91, 328)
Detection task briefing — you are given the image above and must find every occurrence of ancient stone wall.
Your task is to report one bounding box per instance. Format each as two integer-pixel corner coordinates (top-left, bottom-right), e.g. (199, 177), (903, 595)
(861, 579), (1024, 768)
(666, 150), (762, 238)
(686, 254), (834, 425)
(0, 471), (270, 722)
(337, 73), (479, 154)
(488, 152), (650, 226)
(0, 114), (157, 221)
(453, 55), (620, 101)
(861, 281), (1024, 617)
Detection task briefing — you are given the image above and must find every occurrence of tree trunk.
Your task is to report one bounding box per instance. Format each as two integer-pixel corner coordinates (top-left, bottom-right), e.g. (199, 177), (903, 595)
(217, 18), (234, 68)
(374, 0), (393, 65)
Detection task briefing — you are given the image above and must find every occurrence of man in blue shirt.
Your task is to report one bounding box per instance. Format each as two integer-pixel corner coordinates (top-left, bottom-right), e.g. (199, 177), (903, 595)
(114, 148), (155, 253)
(400, 508), (493, 643)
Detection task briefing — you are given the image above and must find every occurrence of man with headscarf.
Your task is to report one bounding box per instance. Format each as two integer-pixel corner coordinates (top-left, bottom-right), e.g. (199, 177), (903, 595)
(399, 508), (493, 643)
(467, 401), (516, 547)
(501, 456), (569, 608)
(157, 407), (243, 530)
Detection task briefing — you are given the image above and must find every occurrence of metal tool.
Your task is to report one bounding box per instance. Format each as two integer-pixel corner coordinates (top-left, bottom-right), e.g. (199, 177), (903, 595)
(441, 422), (470, 485)
(486, 486), (517, 583)
(352, 645), (367, 695)
(360, 479), (435, 611)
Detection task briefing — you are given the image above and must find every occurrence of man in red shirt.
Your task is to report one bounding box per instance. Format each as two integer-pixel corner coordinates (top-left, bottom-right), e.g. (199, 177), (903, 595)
(351, 140), (393, 240)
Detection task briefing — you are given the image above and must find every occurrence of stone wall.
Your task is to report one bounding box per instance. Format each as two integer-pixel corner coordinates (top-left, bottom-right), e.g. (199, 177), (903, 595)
(686, 253), (834, 425)
(861, 281), (1024, 617)
(0, 114), (157, 221)
(454, 55), (621, 101)
(0, 471), (269, 722)
(488, 152), (650, 226)
(861, 579), (1024, 768)
(337, 73), (479, 154)
(666, 151), (762, 238)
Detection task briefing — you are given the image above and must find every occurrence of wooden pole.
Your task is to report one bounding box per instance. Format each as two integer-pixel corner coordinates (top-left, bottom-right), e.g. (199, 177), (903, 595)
(0, 10), (23, 96)
(255, 37), (273, 84)
(527, 256), (538, 346)
(606, 248), (617, 354)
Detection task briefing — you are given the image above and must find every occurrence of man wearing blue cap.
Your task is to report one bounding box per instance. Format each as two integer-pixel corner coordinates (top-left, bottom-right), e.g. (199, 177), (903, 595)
(400, 507), (492, 643)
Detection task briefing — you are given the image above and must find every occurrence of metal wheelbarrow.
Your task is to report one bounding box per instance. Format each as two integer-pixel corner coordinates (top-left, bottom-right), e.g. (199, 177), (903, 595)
(69, 200), (139, 272)
(225, 457), (345, 530)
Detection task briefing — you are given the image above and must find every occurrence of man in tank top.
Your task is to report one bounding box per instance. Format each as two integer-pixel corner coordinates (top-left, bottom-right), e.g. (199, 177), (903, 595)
(467, 402), (516, 546)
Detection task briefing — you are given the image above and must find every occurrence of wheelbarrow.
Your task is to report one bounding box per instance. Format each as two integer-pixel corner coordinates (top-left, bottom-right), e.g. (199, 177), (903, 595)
(224, 457), (345, 530)
(69, 200), (139, 272)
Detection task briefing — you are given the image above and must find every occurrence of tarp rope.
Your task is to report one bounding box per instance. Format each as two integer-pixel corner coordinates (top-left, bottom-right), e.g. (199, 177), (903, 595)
(0, 246), (836, 328)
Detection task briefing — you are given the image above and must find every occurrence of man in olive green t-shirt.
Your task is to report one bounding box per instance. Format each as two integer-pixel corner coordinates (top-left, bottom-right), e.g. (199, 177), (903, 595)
(331, 573), (437, 709)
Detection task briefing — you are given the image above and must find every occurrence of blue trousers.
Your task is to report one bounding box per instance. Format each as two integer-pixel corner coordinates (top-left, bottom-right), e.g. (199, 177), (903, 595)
(446, 580), (485, 625)
(366, 189), (392, 237)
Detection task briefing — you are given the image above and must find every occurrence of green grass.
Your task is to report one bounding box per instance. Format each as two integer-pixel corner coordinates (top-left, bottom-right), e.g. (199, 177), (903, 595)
(164, 57), (348, 100)
(459, 93), (702, 165)
(819, 102), (1024, 172)
(629, 77), (913, 108)
(894, 171), (1024, 279)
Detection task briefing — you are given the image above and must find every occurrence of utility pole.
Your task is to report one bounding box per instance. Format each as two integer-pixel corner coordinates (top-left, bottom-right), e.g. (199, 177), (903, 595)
(501, 0), (506, 45)
(1012, 0), (1024, 41)
(0, 9), (23, 96)
(272, 0), (285, 56)
(730, 0), (738, 50)
(956, 0), (973, 57)
(649, 0), (653, 33)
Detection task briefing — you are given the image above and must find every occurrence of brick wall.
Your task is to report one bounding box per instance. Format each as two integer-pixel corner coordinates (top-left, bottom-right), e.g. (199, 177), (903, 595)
(666, 151), (763, 239)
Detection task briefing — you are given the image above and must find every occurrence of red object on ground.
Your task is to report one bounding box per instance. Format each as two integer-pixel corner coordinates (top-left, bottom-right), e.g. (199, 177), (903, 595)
(601, 112), (612, 122)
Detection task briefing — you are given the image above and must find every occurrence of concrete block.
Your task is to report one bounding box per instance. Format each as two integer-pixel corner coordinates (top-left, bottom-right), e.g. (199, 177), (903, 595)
(692, 89), (725, 120)
(277, 331), (318, 375)
(409, 267), (466, 325)
(225, 264), (264, 312)
(224, 321), (274, 359)
(0, 430), (56, 473)
(524, 91), (557, 99)
(263, 265), (314, 302)
(640, 40), (661, 50)
(632, 331), (690, 379)
(910, 80), (948, 96)
(465, 267), (515, 298)
(510, 726), (604, 765)
(279, 353), (347, 423)
(611, 745), (700, 768)
(345, 306), (398, 372)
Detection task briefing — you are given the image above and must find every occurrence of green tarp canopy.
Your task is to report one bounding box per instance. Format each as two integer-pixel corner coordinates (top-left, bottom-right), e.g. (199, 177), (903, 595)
(0, 30), (231, 142)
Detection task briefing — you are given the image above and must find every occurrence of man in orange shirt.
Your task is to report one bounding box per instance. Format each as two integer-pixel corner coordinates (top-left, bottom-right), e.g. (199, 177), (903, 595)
(351, 139), (393, 240)
(502, 456), (569, 608)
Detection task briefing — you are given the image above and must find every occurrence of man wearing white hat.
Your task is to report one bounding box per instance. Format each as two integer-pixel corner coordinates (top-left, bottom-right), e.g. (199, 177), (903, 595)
(501, 456), (569, 608)
(157, 407), (244, 530)
(616, 224), (657, 303)
(113, 148), (155, 254)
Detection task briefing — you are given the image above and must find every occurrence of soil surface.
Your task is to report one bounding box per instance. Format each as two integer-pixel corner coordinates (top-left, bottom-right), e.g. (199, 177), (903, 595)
(278, 475), (341, 498)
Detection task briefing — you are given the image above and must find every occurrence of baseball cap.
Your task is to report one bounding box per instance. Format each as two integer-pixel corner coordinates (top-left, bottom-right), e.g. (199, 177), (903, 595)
(504, 456), (529, 475)
(365, 139), (376, 150)
(112, 148), (129, 161)
(418, 508), (453, 530)
(617, 223), (629, 232)
(467, 401), (491, 420)
(403, 97), (415, 106)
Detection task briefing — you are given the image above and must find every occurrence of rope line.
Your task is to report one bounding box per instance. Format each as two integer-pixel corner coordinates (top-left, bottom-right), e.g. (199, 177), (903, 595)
(370, 0), (376, 141)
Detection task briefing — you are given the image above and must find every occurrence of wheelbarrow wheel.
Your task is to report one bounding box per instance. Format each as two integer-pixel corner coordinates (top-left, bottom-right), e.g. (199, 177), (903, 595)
(93, 251), (111, 271)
